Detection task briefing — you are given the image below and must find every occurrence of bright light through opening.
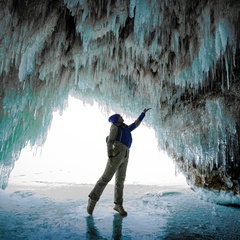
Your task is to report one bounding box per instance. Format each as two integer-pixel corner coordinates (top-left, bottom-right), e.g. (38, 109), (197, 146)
(9, 97), (186, 187)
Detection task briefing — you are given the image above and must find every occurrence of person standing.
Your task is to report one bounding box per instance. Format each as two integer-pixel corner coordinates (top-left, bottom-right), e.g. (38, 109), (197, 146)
(87, 108), (151, 216)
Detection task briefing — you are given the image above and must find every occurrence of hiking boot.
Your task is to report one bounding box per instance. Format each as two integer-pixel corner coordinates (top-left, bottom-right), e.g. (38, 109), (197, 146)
(113, 204), (127, 216)
(87, 198), (97, 215)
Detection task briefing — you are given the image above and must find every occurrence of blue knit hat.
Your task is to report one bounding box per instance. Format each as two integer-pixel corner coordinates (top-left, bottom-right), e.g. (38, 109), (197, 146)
(108, 114), (120, 123)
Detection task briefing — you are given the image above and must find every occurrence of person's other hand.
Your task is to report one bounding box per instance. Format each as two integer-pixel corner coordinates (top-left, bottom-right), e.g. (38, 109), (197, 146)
(143, 108), (151, 113)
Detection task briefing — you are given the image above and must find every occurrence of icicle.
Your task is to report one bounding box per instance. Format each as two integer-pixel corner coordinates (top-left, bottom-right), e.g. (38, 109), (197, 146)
(74, 55), (80, 86)
(129, 0), (136, 18)
(224, 54), (230, 90)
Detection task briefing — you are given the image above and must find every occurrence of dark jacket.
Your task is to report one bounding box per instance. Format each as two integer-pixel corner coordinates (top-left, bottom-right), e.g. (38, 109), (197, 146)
(107, 112), (145, 157)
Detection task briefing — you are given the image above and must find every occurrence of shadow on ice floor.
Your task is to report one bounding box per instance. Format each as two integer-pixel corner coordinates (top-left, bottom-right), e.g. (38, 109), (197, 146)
(0, 184), (240, 239)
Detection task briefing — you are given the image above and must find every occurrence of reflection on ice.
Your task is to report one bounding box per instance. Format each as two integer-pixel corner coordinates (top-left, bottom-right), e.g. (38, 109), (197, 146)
(86, 214), (123, 240)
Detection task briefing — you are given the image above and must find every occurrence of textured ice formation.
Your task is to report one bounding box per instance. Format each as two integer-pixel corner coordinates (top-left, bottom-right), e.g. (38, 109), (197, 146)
(0, 0), (240, 202)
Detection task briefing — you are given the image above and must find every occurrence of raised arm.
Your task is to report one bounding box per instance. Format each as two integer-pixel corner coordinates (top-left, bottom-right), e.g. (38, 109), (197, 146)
(128, 108), (151, 131)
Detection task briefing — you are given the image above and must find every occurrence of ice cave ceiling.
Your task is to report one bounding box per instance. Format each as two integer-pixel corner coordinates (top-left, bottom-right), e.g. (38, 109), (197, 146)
(0, 0), (240, 197)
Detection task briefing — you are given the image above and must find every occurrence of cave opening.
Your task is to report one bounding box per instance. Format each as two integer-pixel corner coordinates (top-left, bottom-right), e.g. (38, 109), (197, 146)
(8, 96), (186, 188)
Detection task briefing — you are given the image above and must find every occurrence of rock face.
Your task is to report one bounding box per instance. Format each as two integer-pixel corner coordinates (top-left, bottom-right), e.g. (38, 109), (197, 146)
(0, 0), (240, 195)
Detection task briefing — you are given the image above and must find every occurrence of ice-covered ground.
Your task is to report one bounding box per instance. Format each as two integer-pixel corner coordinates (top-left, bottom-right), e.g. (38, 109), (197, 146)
(1, 183), (240, 240)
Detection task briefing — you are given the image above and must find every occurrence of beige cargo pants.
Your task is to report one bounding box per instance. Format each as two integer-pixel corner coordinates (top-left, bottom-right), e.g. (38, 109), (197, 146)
(89, 142), (129, 205)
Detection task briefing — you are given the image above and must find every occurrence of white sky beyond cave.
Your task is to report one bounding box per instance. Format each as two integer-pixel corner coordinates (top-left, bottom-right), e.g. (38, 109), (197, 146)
(9, 97), (186, 187)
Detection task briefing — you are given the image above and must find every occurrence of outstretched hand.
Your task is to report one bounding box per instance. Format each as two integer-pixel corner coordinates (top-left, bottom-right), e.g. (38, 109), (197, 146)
(143, 108), (151, 114)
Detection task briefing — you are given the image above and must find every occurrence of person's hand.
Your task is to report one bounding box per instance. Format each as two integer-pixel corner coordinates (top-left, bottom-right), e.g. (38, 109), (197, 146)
(109, 157), (115, 167)
(143, 108), (151, 114)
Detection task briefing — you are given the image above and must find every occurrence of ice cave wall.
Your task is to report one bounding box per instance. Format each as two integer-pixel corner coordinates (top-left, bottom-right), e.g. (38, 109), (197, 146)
(0, 0), (240, 195)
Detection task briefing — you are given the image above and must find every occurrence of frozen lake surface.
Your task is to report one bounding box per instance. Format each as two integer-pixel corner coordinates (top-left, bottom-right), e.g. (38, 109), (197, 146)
(0, 184), (240, 239)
